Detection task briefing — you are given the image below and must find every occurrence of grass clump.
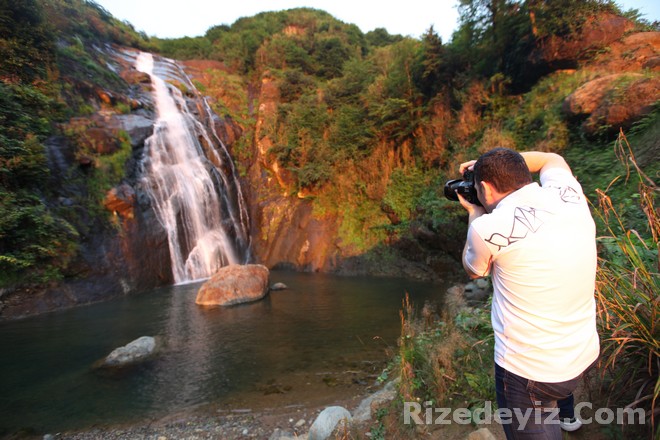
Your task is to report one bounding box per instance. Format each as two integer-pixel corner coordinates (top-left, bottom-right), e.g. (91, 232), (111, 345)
(387, 291), (494, 437)
(593, 132), (659, 438)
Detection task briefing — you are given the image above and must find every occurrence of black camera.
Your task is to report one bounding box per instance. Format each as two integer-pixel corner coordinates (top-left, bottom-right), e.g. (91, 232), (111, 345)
(444, 170), (482, 206)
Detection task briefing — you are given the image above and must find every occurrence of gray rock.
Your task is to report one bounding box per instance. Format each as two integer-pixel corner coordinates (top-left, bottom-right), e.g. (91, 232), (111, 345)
(475, 278), (489, 289)
(308, 406), (352, 440)
(353, 380), (397, 422)
(464, 282), (490, 302)
(100, 336), (157, 368)
(467, 427), (498, 440)
(115, 114), (154, 148)
(270, 282), (288, 291)
(269, 428), (296, 440)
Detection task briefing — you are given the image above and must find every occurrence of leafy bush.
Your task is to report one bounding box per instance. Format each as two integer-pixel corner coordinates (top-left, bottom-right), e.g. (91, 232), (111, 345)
(0, 191), (78, 287)
(382, 167), (427, 222)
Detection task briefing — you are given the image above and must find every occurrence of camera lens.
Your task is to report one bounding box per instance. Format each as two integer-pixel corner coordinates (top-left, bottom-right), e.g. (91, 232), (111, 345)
(443, 179), (462, 201)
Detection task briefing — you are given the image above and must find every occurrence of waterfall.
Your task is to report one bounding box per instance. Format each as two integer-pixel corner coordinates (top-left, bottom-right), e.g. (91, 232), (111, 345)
(135, 52), (250, 284)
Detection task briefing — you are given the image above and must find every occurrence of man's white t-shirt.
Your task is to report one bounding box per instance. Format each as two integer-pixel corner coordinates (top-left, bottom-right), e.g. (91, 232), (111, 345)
(463, 167), (600, 382)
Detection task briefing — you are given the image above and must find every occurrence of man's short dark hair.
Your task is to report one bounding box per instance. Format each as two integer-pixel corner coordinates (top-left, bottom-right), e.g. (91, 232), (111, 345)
(473, 147), (532, 194)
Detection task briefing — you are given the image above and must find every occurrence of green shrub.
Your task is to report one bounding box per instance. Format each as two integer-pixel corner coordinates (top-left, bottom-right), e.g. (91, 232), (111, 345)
(0, 190), (78, 287)
(382, 167), (427, 222)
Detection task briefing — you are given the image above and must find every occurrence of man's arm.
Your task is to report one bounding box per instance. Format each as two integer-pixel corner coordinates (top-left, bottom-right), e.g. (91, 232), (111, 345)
(462, 242), (482, 279)
(520, 152), (571, 174)
(457, 193), (488, 279)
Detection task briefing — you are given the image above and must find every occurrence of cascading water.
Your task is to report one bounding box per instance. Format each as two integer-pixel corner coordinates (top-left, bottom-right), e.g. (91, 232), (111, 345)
(135, 52), (250, 283)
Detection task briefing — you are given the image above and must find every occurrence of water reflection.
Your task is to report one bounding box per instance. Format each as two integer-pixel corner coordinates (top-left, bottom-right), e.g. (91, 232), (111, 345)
(0, 272), (447, 434)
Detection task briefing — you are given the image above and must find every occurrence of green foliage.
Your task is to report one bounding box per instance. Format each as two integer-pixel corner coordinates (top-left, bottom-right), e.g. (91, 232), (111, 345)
(155, 36), (212, 60)
(415, 26), (447, 99)
(365, 40), (423, 141)
(0, 0), (55, 83)
(0, 190), (78, 287)
(327, 58), (376, 99)
(529, 0), (620, 39)
(313, 36), (351, 79)
(328, 104), (373, 157)
(382, 167), (427, 221)
(504, 70), (593, 151)
(56, 40), (123, 90)
(451, 0), (626, 88)
(271, 92), (332, 189)
(396, 293), (495, 409)
(365, 27), (404, 48)
(173, 8), (368, 75)
(337, 197), (387, 253)
(41, 0), (152, 50)
(80, 131), (133, 219)
(369, 407), (389, 440)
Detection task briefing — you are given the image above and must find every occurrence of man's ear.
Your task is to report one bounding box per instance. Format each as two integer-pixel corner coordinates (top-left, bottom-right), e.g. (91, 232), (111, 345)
(480, 180), (496, 204)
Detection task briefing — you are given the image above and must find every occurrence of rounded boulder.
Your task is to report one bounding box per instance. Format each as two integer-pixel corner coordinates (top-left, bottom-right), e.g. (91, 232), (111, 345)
(196, 264), (270, 306)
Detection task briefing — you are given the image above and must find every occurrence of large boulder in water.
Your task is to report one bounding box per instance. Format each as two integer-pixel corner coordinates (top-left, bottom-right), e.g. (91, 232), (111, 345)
(195, 264), (270, 306)
(98, 336), (157, 368)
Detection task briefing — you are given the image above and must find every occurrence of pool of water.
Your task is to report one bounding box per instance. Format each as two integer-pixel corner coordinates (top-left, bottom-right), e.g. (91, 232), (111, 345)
(0, 271), (448, 434)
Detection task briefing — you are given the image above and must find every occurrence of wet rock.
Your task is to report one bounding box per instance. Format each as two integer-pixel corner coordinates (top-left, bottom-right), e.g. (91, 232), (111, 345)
(82, 127), (120, 155)
(121, 69), (151, 85)
(115, 114), (154, 148)
(270, 282), (288, 291)
(196, 264), (270, 306)
(96, 89), (115, 106)
(104, 183), (136, 219)
(308, 406), (352, 440)
(99, 336), (157, 368)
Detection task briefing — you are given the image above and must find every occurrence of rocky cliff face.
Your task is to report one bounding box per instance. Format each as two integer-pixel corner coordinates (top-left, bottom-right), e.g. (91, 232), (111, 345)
(247, 71), (342, 272)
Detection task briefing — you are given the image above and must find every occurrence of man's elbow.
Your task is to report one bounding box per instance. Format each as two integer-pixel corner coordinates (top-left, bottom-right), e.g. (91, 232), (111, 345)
(462, 262), (482, 279)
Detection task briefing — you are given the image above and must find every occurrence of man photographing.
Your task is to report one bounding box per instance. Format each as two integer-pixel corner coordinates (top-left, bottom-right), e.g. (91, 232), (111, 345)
(455, 148), (599, 439)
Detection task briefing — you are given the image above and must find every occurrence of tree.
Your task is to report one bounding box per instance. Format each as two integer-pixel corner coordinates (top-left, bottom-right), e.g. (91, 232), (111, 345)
(416, 26), (446, 99)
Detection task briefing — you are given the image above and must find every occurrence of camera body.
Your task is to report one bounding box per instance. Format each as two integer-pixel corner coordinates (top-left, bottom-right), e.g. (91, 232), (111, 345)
(444, 170), (482, 206)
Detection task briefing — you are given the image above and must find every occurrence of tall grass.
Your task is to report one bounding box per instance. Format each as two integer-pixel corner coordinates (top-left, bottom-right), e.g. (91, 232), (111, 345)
(396, 289), (494, 415)
(594, 131), (659, 437)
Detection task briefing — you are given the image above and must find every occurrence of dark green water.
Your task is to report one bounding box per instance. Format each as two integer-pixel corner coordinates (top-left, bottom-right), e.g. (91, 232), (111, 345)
(0, 272), (447, 434)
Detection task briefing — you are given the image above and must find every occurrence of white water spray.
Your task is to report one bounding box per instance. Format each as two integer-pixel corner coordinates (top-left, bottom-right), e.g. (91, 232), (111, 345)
(135, 52), (249, 283)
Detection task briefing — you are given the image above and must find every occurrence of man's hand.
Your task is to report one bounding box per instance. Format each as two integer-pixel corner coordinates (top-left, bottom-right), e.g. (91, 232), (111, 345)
(457, 192), (486, 221)
(459, 160), (476, 174)
(457, 159), (485, 220)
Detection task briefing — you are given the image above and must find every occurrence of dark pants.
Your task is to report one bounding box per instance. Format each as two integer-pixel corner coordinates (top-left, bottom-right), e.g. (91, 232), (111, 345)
(495, 363), (582, 440)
